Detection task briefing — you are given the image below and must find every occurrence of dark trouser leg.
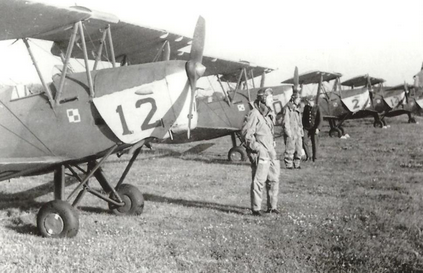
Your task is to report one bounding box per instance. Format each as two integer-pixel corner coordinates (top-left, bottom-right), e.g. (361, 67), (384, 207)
(311, 130), (319, 161)
(302, 129), (311, 160)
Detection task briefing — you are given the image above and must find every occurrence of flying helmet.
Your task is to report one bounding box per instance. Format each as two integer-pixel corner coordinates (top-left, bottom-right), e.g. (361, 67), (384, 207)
(257, 88), (273, 99)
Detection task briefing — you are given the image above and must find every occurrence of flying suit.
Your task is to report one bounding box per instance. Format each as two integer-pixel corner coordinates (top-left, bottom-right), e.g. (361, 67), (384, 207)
(280, 101), (303, 168)
(241, 100), (280, 212)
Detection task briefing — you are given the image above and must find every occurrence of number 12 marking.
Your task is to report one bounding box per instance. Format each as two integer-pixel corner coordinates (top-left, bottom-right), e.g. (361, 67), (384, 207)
(116, 98), (161, 135)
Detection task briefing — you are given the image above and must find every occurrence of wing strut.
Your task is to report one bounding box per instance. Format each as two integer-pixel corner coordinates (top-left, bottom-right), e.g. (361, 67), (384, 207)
(93, 26), (109, 70)
(243, 68), (251, 101)
(77, 21), (94, 97)
(22, 38), (55, 109)
(56, 22), (78, 103)
(56, 21), (115, 103)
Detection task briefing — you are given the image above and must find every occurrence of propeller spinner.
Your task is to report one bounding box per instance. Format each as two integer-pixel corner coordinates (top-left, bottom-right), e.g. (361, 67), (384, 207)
(186, 16), (206, 139)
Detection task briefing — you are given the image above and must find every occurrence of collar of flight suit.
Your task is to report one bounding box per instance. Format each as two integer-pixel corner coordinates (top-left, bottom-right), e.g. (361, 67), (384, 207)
(253, 100), (274, 120)
(286, 101), (300, 112)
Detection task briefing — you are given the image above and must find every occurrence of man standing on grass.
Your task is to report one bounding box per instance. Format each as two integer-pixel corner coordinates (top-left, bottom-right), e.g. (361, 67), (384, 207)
(241, 88), (280, 216)
(280, 91), (303, 169)
(302, 97), (323, 162)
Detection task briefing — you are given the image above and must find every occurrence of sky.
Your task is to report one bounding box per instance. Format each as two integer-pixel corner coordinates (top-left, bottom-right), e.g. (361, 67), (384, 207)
(0, 0), (422, 94)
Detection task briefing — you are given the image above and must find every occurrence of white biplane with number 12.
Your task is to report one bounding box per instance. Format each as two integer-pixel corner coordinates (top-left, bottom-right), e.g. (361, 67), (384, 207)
(0, 0), (207, 238)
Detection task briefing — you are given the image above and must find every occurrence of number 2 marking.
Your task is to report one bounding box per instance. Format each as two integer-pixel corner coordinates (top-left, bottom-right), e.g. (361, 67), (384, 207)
(352, 97), (360, 110)
(116, 98), (161, 135)
(390, 97), (399, 106)
(135, 98), (161, 130)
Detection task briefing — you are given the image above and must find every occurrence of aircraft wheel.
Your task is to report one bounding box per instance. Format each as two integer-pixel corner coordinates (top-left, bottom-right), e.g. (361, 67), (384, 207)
(409, 117), (417, 124)
(329, 128), (341, 138)
(109, 184), (144, 216)
(382, 120), (387, 126)
(228, 146), (247, 162)
(37, 200), (79, 238)
(374, 120), (384, 128)
(338, 127), (345, 136)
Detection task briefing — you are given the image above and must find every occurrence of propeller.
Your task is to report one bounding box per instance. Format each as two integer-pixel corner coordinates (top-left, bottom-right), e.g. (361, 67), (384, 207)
(366, 74), (375, 108)
(163, 41), (170, 61)
(293, 66), (299, 93)
(404, 81), (409, 104)
(316, 72), (322, 106)
(186, 16), (206, 138)
(260, 71), (266, 88)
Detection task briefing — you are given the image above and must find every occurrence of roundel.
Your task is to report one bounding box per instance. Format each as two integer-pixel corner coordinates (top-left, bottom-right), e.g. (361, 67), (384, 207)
(376, 99), (381, 104)
(333, 102), (338, 107)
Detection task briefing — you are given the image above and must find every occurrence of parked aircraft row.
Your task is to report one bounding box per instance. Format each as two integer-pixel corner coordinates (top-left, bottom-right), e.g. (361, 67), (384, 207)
(0, 0), (421, 238)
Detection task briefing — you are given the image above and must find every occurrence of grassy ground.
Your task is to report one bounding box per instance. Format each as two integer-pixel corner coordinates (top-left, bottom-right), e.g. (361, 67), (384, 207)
(1, 116), (423, 272)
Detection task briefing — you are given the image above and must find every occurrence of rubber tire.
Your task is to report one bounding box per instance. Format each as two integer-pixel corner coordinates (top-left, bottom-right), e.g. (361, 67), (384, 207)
(374, 120), (384, 128)
(37, 200), (79, 238)
(329, 128), (341, 138)
(109, 184), (144, 216)
(228, 146), (247, 162)
(409, 117), (417, 124)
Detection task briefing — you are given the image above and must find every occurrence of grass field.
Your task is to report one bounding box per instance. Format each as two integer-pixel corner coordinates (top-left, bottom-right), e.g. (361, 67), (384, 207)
(1, 116), (423, 272)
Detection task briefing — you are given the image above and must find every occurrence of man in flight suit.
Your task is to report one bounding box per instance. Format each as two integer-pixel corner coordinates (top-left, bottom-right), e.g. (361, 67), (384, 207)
(280, 91), (303, 169)
(241, 88), (280, 216)
(302, 97), (323, 162)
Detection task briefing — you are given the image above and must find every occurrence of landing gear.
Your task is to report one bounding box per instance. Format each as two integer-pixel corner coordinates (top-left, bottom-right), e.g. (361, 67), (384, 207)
(227, 133), (247, 162)
(109, 184), (144, 215)
(329, 127), (342, 138)
(374, 120), (384, 128)
(228, 146), (247, 162)
(36, 145), (145, 238)
(409, 117), (417, 123)
(37, 200), (79, 238)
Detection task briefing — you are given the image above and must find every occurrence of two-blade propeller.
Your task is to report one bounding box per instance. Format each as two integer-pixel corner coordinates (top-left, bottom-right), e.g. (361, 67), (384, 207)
(186, 16), (206, 138)
(293, 66), (299, 94)
(366, 74), (376, 108)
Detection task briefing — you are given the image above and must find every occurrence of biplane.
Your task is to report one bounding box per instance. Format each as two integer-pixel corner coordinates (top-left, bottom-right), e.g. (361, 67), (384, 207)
(158, 64), (292, 162)
(341, 75), (420, 127)
(0, 0), (207, 238)
(282, 70), (380, 138)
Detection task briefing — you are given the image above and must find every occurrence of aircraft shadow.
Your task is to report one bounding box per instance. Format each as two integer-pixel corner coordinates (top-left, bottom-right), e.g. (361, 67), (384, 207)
(5, 223), (38, 236)
(77, 193), (251, 216)
(143, 193), (250, 215)
(0, 178), (79, 210)
(106, 150), (251, 167)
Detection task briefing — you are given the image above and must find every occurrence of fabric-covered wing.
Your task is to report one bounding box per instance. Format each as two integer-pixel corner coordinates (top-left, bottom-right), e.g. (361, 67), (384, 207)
(0, 0), (94, 41)
(51, 20), (191, 64)
(0, 0), (190, 64)
(282, 70), (342, 85)
(0, 156), (68, 182)
(174, 52), (274, 81)
(341, 75), (385, 87)
(385, 84), (413, 92)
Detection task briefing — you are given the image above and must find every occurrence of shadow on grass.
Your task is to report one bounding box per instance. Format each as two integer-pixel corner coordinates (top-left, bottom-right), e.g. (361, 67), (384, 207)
(77, 193), (251, 216)
(0, 179), (79, 210)
(5, 223), (38, 236)
(105, 147), (251, 166)
(144, 193), (250, 215)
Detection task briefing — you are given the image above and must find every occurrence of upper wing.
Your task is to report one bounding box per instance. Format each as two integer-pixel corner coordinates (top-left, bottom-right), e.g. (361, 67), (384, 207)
(282, 70), (342, 85)
(174, 53), (274, 81)
(385, 84), (413, 92)
(1, 1), (272, 78)
(0, 0), (93, 41)
(0, 1), (190, 64)
(51, 19), (192, 65)
(341, 75), (385, 87)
